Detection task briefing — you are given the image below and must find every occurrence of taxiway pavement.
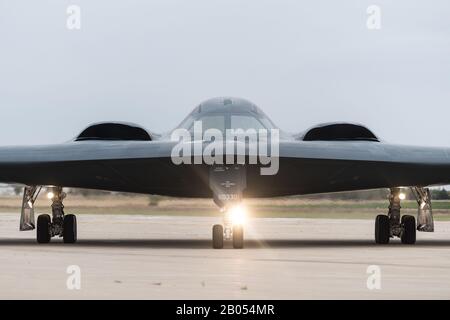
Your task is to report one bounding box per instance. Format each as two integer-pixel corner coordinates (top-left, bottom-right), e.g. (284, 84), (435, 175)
(1, 214), (450, 299)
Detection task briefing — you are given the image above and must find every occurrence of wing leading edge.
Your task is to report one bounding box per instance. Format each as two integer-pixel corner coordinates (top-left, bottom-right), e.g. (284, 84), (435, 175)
(0, 139), (449, 197)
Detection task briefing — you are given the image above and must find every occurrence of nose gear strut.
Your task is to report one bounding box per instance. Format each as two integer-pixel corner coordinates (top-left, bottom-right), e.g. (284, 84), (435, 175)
(210, 165), (246, 249)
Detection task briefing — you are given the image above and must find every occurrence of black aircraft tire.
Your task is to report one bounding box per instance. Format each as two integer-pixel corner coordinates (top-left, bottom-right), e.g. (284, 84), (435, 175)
(375, 215), (390, 244)
(63, 214), (77, 244)
(401, 215), (416, 245)
(37, 214), (51, 244)
(233, 225), (244, 249)
(212, 224), (224, 249)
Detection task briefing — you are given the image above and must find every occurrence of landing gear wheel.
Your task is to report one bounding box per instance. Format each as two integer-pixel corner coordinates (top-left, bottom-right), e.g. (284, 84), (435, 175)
(37, 214), (51, 244)
(375, 215), (390, 244)
(63, 214), (77, 244)
(212, 224), (224, 249)
(233, 225), (244, 249)
(401, 215), (416, 244)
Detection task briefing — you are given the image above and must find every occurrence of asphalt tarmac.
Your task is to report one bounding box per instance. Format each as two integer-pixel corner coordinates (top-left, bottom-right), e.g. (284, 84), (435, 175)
(1, 213), (450, 299)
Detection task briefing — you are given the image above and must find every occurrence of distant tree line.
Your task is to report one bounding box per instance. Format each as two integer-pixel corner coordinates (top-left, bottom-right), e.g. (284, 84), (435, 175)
(432, 188), (450, 200)
(303, 189), (389, 201)
(67, 188), (113, 197)
(7, 185), (450, 201)
(303, 188), (450, 201)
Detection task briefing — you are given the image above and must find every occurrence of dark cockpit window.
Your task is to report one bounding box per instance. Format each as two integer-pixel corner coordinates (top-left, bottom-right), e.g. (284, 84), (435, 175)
(180, 113), (274, 133)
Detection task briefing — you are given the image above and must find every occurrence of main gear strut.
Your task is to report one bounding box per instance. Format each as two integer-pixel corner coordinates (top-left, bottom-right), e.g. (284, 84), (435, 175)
(20, 186), (42, 231)
(411, 187), (434, 232)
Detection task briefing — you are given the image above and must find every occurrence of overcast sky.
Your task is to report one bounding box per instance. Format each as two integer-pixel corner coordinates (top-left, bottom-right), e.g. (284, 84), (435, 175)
(0, 0), (449, 146)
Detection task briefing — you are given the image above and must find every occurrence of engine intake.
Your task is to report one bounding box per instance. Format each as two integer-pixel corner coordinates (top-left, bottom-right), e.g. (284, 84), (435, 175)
(301, 123), (379, 142)
(75, 122), (152, 141)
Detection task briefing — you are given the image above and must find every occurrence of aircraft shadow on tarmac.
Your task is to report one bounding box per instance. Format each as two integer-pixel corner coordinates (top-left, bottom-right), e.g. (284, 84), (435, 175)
(1, 239), (450, 249)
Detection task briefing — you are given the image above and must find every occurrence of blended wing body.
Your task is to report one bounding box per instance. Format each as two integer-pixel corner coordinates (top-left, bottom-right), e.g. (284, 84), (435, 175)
(0, 97), (449, 197)
(0, 137), (449, 198)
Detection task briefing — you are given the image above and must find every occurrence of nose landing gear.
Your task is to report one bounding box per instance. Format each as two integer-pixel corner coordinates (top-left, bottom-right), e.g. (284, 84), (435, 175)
(209, 165), (247, 249)
(212, 207), (245, 249)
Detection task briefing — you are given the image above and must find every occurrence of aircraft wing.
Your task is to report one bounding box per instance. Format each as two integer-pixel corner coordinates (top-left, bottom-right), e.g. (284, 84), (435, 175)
(0, 139), (450, 197)
(0, 140), (196, 196)
(245, 141), (450, 197)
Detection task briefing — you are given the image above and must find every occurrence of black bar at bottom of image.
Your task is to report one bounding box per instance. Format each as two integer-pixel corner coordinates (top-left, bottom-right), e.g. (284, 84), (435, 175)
(0, 300), (447, 318)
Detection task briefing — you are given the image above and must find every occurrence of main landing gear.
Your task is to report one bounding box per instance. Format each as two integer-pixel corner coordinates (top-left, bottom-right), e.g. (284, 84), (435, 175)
(375, 187), (434, 245)
(21, 186), (77, 244)
(212, 205), (245, 249)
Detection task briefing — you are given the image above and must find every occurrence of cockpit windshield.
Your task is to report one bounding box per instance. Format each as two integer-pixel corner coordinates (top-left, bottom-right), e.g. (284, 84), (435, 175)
(179, 113), (275, 133)
(172, 97), (280, 138)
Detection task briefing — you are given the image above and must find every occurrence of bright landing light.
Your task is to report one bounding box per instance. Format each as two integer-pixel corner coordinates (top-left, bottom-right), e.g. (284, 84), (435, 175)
(229, 205), (247, 225)
(47, 192), (55, 200)
(399, 193), (406, 200)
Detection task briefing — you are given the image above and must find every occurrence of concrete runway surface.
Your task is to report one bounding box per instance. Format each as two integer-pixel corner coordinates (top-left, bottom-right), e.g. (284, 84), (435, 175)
(1, 213), (450, 299)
